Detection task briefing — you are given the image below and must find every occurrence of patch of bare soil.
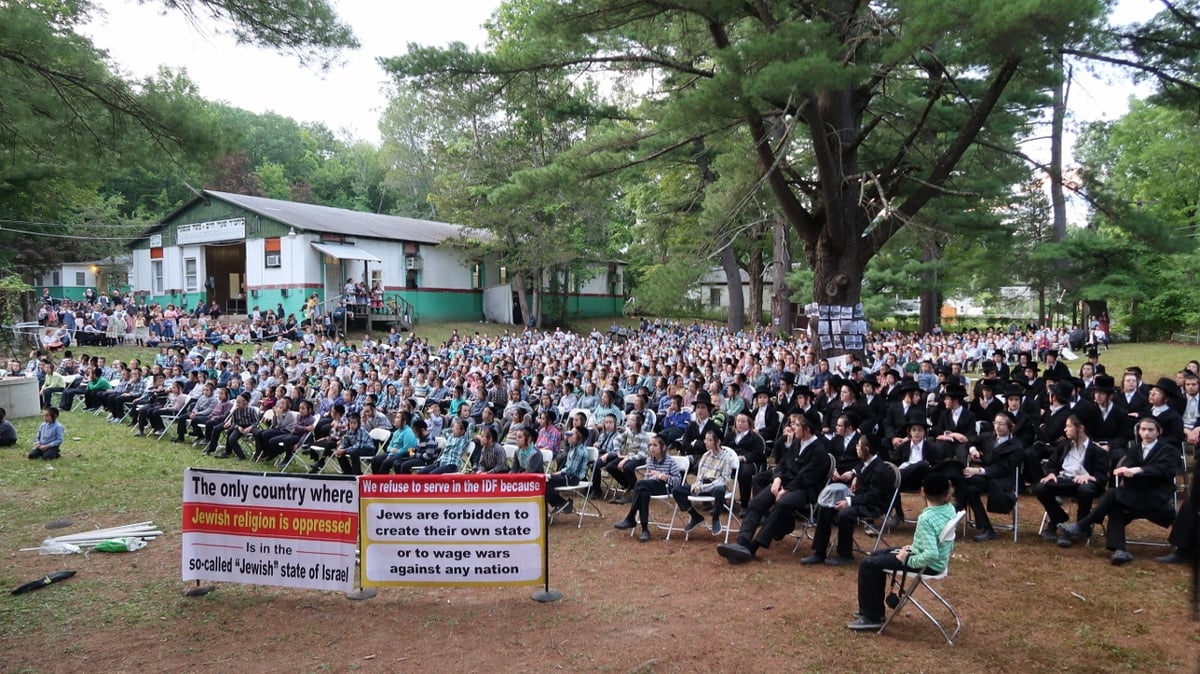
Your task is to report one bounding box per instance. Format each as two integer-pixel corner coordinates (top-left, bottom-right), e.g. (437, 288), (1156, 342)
(2, 493), (1198, 673)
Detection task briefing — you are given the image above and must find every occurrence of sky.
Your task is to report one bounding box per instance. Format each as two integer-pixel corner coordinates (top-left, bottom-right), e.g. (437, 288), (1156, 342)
(83, 0), (502, 144)
(83, 0), (1158, 151)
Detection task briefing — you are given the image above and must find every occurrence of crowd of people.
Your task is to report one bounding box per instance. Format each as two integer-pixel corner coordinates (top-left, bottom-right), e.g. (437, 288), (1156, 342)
(7, 312), (1196, 631)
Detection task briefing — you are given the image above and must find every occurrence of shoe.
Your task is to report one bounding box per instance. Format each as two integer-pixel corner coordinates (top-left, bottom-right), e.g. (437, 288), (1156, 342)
(1110, 550), (1134, 566)
(213, 452), (230, 459)
(171, 437), (185, 444)
(1041, 529), (1059, 543)
(638, 530), (651, 542)
(973, 529), (997, 543)
(1056, 536), (1073, 548)
(550, 501), (570, 516)
(1155, 551), (1190, 564)
(132, 430), (145, 437)
(826, 555), (855, 566)
(615, 494), (633, 505)
(307, 465), (321, 474)
(613, 518), (636, 530)
(738, 507), (748, 519)
(887, 513), (903, 530)
(561, 500), (574, 515)
(1057, 522), (1085, 539)
(716, 543), (753, 564)
(202, 449), (215, 456)
(800, 554), (825, 565)
(684, 512), (705, 533)
(847, 616), (883, 631)
(711, 520), (722, 536)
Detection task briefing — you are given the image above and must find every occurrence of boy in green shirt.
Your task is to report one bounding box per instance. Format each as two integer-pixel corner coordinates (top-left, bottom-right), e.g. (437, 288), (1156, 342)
(848, 472), (957, 630)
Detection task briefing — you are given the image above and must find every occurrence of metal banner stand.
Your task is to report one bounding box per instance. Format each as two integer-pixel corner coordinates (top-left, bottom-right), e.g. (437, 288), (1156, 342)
(530, 511), (561, 603)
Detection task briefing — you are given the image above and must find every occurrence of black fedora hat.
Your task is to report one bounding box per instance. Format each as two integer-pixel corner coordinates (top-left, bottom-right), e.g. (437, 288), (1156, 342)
(1151, 377), (1182, 401)
(942, 383), (968, 400)
(1091, 374), (1117, 394)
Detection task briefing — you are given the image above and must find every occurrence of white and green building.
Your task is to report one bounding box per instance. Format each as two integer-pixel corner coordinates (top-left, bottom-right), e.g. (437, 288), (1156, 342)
(129, 191), (625, 324)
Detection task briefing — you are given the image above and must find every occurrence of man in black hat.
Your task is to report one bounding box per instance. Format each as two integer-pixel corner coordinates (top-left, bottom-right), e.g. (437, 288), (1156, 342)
(882, 378), (925, 451)
(1044, 349), (1071, 381)
(890, 418), (946, 522)
(776, 371), (798, 411)
(1087, 374), (1128, 450)
(829, 412), (864, 482)
(1027, 380), (1077, 482)
(717, 410), (830, 564)
(932, 383), (976, 457)
(1003, 381), (1037, 448)
(969, 378), (1004, 421)
(1080, 347), (1106, 376)
(1147, 377), (1186, 445)
(859, 374), (886, 437)
(748, 386), (780, 450)
(676, 390), (721, 460)
(991, 349), (1011, 381)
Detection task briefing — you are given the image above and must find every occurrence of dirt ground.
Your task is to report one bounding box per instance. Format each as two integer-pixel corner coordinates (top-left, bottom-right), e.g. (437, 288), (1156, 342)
(2, 492), (1198, 674)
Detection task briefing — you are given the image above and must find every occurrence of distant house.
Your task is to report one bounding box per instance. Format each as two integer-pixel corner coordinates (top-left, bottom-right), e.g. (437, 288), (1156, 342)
(128, 191), (624, 324)
(31, 256), (132, 302)
(689, 266), (799, 316)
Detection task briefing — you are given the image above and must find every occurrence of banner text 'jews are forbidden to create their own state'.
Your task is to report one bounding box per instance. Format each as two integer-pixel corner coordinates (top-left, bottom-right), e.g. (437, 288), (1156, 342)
(359, 474), (546, 588)
(182, 469), (359, 592)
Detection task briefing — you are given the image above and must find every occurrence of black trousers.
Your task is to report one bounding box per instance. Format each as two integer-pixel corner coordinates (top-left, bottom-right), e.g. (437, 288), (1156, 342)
(671, 483), (726, 520)
(546, 473), (579, 507)
(1078, 489), (1176, 551)
(1034, 477), (1102, 525)
(1169, 493), (1196, 553)
(858, 549), (931, 622)
(737, 487), (812, 549)
(624, 478), (669, 529)
(812, 504), (878, 559)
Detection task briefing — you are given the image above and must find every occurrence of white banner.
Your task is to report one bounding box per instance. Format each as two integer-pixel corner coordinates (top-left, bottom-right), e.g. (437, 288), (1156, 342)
(358, 474), (546, 588)
(181, 469), (359, 592)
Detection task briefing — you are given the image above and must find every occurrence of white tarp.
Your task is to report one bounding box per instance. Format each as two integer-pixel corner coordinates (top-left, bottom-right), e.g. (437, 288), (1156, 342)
(483, 284), (514, 324)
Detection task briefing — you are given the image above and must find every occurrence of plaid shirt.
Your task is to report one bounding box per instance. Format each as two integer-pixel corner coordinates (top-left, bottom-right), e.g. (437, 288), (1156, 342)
(436, 434), (469, 470)
(693, 448), (737, 493)
(557, 442), (590, 481)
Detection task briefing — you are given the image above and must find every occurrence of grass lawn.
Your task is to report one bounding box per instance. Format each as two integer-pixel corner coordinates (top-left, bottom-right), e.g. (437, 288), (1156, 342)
(0, 330), (1196, 672)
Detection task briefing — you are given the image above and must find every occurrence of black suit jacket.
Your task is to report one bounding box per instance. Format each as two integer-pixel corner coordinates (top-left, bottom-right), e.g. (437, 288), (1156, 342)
(1091, 401), (1130, 446)
(774, 436), (831, 496)
(1115, 440), (1181, 523)
(1045, 438), (1110, 487)
(1151, 407), (1185, 445)
(933, 406), (977, 444)
(964, 433), (1024, 513)
(850, 457), (894, 518)
(748, 403), (780, 444)
(830, 431), (861, 475)
(679, 417), (721, 456)
(1036, 405), (1073, 446)
(890, 439), (947, 468)
(725, 429), (768, 470)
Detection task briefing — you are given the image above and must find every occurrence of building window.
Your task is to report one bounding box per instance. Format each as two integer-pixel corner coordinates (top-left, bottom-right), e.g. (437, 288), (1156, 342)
(471, 263), (482, 289)
(184, 258), (198, 292)
(75, 271), (86, 286)
(709, 287), (721, 307)
(264, 237), (282, 267)
(152, 260), (165, 294)
(51, 271), (61, 286)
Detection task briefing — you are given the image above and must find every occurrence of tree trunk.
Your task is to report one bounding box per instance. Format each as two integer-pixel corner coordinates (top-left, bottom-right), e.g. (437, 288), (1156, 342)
(533, 270), (543, 329)
(747, 247), (764, 328)
(1050, 52), (1072, 288)
(718, 240), (745, 332)
(919, 240), (940, 334)
(771, 210), (793, 335)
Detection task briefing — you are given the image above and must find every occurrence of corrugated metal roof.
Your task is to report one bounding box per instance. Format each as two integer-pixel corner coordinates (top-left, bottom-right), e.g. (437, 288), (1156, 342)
(206, 191), (473, 244)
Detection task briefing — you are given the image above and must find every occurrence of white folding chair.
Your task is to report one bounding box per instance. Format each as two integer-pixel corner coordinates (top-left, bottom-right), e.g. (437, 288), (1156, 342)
(633, 455), (690, 537)
(879, 510), (967, 645)
(669, 447), (741, 544)
(155, 399), (194, 441)
(551, 447), (603, 528)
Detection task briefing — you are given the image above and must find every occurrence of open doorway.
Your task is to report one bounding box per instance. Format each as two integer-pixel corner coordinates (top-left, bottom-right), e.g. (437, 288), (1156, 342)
(205, 244), (246, 313)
